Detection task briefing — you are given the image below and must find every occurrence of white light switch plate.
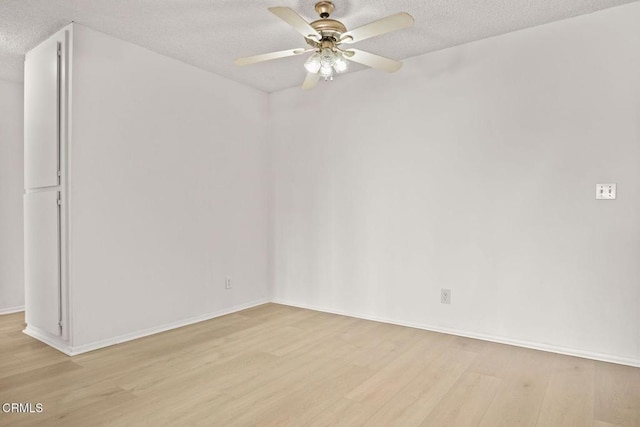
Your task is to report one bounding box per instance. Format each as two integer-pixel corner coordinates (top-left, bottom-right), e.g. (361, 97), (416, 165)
(596, 184), (616, 200)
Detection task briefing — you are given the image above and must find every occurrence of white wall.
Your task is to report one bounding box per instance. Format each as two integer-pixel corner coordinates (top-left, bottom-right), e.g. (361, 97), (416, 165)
(0, 79), (24, 313)
(68, 25), (269, 348)
(269, 3), (640, 364)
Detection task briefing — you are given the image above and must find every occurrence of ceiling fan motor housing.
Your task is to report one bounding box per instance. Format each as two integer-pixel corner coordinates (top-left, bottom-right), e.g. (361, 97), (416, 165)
(310, 19), (346, 39)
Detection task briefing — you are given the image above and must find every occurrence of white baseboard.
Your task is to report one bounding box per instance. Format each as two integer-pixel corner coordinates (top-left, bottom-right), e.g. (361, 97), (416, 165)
(271, 298), (640, 368)
(0, 305), (25, 315)
(23, 295), (639, 367)
(68, 298), (269, 356)
(23, 325), (73, 355)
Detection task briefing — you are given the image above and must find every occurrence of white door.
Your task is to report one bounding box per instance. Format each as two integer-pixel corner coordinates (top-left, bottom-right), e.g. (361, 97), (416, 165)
(24, 35), (61, 189)
(24, 191), (61, 336)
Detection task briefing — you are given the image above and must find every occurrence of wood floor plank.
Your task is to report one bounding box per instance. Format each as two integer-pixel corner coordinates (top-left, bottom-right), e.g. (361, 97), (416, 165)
(5, 385), (137, 427)
(594, 361), (640, 426)
(230, 362), (375, 426)
(120, 350), (279, 397)
(346, 323), (430, 370)
(420, 372), (502, 426)
(101, 380), (232, 426)
(364, 347), (478, 426)
(305, 398), (379, 427)
(0, 312), (24, 333)
(346, 330), (454, 406)
(536, 356), (596, 427)
(0, 360), (82, 394)
(265, 314), (359, 357)
(476, 345), (556, 426)
(593, 421), (622, 427)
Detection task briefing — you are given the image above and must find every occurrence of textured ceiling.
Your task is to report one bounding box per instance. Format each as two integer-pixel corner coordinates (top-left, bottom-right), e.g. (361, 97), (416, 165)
(0, 0), (637, 92)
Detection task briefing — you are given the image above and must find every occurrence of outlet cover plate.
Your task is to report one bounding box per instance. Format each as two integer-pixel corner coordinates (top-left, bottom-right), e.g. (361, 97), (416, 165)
(596, 184), (616, 200)
(441, 289), (451, 304)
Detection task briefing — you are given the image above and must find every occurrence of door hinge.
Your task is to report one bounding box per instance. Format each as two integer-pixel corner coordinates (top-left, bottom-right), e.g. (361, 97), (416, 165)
(57, 171), (61, 177)
(57, 198), (62, 206)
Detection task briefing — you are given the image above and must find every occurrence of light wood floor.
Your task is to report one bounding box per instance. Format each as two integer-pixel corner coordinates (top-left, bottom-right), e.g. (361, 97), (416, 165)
(1, 304), (639, 426)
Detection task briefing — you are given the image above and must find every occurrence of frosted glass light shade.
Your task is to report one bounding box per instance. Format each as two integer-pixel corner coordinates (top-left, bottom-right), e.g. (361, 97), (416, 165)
(334, 55), (348, 73)
(304, 53), (321, 73)
(319, 65), (333, 78)
(320, 48), (337, 67)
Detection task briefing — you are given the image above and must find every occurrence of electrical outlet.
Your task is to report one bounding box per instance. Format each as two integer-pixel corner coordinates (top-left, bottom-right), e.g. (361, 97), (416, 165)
(441, 289), (451, 304)
(596, 184), (616, 200)
(225, 277), (232, 289)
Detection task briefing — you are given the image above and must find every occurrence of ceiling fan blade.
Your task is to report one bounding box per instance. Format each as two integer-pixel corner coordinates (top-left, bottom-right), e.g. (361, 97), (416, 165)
(302, 72), (320, 90)
(344, 49), (403, 73)
(269, 7), (321, 40)
(234, 48), (312, 66)
(340, 12), (414, 44)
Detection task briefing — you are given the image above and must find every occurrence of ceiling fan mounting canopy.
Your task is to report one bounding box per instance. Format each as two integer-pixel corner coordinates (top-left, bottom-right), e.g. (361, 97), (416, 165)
(234, 1), (415, 89)
(315, 1), (334, 19)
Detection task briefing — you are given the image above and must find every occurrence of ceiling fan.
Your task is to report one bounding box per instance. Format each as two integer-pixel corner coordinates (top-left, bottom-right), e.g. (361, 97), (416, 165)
(234, 1), (415, 89)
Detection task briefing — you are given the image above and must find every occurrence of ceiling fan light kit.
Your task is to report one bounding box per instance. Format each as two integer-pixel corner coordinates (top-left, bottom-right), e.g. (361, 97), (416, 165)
(234, 1), (414, 90)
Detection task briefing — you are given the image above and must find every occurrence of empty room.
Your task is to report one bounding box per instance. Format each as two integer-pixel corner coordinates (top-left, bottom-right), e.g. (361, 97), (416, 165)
(1, 0), (639, 425)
